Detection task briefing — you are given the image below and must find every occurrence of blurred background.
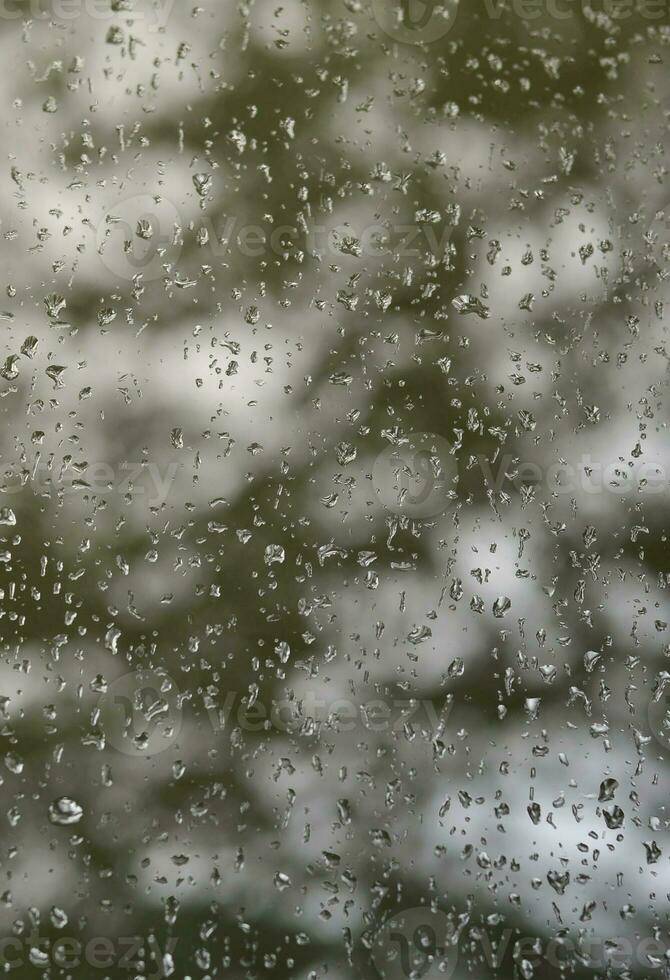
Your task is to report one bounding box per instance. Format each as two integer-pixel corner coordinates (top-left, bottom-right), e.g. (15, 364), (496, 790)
(0, 0), (669, 976)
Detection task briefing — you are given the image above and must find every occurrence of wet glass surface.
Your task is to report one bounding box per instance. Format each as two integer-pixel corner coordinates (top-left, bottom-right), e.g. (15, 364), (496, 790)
(0, 1), (669, 977)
